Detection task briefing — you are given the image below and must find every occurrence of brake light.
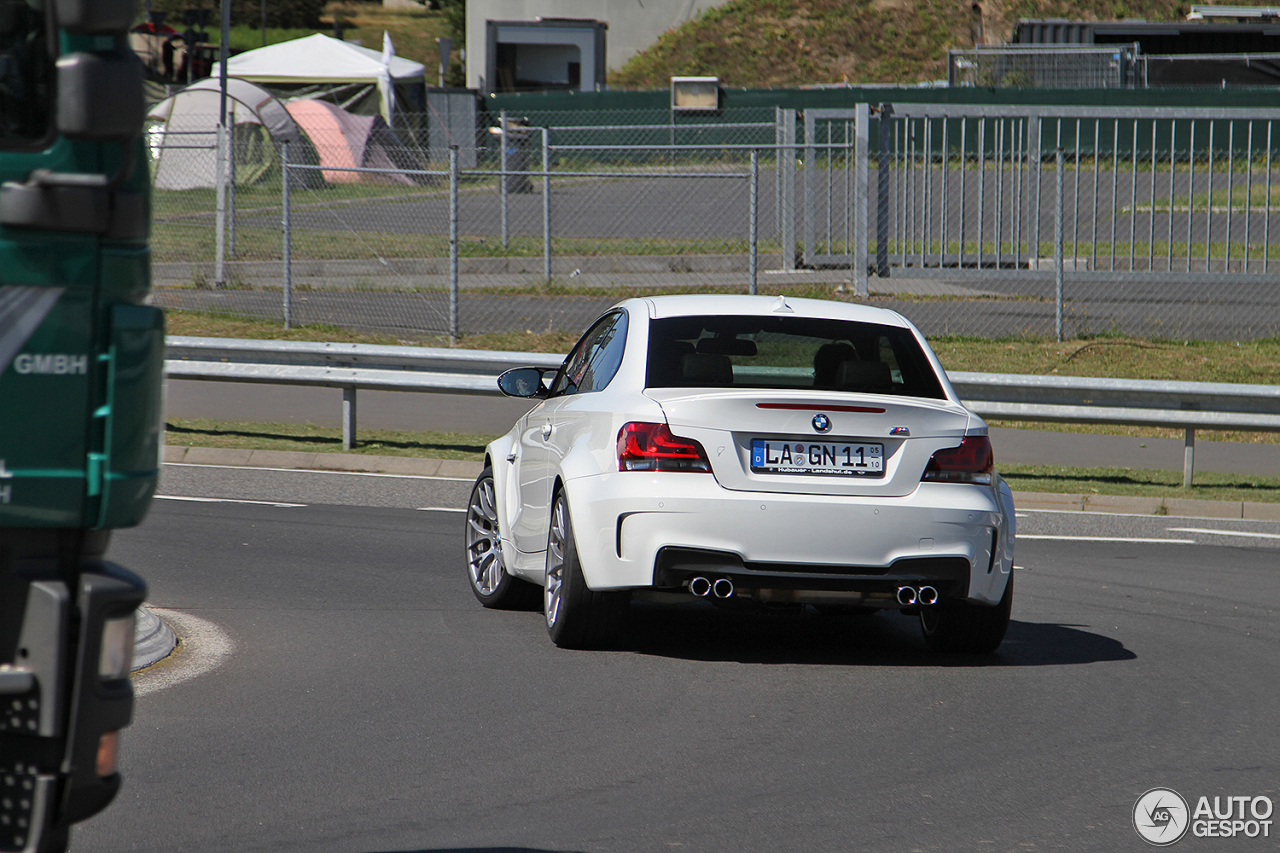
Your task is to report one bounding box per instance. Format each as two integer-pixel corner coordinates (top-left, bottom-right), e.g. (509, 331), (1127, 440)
(922, 436), (994, 484)
(617, 422), (712, 472)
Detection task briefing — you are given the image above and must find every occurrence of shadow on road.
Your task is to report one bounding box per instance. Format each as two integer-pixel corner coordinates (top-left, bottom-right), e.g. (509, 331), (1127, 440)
(619, 602), (1135, 668)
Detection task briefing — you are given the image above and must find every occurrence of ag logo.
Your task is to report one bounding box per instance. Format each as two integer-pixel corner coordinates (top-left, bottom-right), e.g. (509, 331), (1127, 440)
(812, 413), (831, 433)
(1134, 788), (1190, 846)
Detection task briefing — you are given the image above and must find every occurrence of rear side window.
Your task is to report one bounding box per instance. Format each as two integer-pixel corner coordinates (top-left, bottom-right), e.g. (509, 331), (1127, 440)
(645, 315), (946, 399)
(552, 310), (628, 395)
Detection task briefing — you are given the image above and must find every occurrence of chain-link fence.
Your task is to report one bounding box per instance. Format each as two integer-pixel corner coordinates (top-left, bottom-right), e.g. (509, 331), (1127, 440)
(147, 104), (1280, 342)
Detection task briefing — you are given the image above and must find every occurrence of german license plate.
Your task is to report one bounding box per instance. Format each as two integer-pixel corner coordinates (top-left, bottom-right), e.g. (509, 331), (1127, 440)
(751, 439), (884, 477)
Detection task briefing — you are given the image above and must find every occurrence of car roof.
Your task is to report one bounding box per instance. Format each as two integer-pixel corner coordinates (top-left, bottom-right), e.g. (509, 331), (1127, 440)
(625, 294), (912, 327)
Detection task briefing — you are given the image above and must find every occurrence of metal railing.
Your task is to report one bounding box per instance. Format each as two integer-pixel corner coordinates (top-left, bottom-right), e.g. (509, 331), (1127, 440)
(164, 336), (1280, 485)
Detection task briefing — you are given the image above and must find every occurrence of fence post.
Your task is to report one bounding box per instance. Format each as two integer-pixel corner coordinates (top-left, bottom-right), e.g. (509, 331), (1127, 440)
(854, 102), (869, 299)
(749, 150), (759, 295)
(281, 140), (292, 331)
(228, 104), (236, 258)
(542, 127), (552, 284)
(1028, 116), (1042, 265)
(777, 108), (797, 271)
(450, 146), (459, 345)
(500, 109), (509, 250)
(343, 388), (357, 451)
(877, 103), (893, 278)
(215, 122), (226, 288)
(1055, 147), (1064, 343)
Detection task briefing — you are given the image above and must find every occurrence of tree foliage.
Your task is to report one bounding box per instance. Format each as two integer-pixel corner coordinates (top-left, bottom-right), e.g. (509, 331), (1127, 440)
(146, 0), (326, 31)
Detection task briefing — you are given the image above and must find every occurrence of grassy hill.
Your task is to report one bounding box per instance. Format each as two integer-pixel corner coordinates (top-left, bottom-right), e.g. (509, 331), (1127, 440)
(609, 0), (1194, 88)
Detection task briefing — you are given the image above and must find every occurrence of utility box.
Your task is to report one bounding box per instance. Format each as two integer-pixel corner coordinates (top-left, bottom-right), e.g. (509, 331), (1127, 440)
(671, 76), (720, 112)
(427, 88), (480, 168)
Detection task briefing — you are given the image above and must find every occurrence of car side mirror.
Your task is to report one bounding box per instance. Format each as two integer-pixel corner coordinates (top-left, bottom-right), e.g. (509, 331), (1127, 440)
(497, 367), (552, 399)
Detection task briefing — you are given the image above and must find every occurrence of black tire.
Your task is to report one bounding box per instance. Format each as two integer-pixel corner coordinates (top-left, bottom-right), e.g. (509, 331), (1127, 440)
(543, 488), (628, 649)
(465, 467), (539, 610)
(919, 570), (1013, 654)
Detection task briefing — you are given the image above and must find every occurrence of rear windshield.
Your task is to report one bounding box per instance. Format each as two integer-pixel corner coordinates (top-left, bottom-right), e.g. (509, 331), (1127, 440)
(645, 315), (946, 399)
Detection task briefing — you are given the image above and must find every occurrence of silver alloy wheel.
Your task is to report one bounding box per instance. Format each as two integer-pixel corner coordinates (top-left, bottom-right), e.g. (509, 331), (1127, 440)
(544, 496), (567, 628)
(466, 475), (505, 595)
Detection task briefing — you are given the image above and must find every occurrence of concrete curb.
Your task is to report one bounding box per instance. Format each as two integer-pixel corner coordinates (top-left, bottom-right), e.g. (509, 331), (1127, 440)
(133, 605), (177, 671)
(162, 445), (1280, 520)
(164, 445), (484, 479)
(1014, 490), (1280, 520)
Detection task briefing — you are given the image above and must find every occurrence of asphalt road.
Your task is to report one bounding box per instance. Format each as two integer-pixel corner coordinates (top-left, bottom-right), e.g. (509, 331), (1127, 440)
(70, 465), (1280, 852)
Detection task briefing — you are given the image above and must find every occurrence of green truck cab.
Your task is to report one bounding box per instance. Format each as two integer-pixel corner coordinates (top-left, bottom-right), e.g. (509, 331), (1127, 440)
(2, 0), (160, 850)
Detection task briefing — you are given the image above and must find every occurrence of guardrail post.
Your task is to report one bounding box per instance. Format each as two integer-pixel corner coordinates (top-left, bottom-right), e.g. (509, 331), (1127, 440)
(450, 146), (459, 345)
(282, 141), (292, 330)
(343, 387), (357, 450)
(1183, 428), (1196, 488)
(749, 150), (759, 295)
(1055, 147), (1064, 343)
(542, 127), (552, 284)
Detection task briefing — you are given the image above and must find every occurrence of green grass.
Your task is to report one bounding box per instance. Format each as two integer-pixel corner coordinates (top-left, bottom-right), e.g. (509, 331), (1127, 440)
(166, 418), (496, 460)
(607, 0), (1189, 89)
(1000, 463), (1280, 503)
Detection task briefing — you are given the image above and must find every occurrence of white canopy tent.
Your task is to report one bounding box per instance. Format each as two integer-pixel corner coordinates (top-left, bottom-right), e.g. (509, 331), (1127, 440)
(210, 33), (426, 122)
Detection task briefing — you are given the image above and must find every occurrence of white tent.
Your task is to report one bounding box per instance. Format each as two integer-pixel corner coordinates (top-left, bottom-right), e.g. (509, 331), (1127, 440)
(147, 78), (309, 190)
(211, 33), (426, 121)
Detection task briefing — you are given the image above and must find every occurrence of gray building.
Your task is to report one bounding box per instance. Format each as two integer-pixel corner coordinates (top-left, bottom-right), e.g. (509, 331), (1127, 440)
(465, 0), (728, 93)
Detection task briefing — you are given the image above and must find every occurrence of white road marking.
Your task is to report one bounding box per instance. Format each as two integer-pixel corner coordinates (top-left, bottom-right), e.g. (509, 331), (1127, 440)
(132, 609), (234, 697)
(1018, 535), (1195, 544)
(1167, 527), (1280, 541)
(155, 495), (306, 507)
(165, 462), (473, 482)
(417, 506), (466, 513)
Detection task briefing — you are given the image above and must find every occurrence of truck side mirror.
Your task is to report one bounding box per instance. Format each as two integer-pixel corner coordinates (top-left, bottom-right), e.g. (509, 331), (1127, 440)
(56, 52), (144, 142)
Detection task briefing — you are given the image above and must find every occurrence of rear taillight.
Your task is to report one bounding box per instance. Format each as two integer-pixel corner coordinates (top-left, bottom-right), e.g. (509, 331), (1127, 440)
(922, 436), (994, 485)
(617, 422), (711, 472)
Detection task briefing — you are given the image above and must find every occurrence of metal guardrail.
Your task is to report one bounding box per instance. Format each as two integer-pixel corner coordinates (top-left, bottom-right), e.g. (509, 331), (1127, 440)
(165, 336), (1280, 486)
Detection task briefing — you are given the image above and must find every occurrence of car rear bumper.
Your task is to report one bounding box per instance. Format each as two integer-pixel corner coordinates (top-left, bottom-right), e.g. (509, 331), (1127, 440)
(561, 471), (1014, 605)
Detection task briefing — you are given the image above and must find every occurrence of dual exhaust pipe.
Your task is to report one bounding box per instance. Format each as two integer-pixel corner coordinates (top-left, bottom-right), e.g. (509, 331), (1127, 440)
(689, 576), (734, 599)
(689, 578), (937, 605)
(897, 586), (939, 606)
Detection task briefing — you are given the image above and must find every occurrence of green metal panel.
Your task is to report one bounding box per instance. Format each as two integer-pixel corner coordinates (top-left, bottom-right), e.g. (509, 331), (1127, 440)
(95, 303), (163, 529)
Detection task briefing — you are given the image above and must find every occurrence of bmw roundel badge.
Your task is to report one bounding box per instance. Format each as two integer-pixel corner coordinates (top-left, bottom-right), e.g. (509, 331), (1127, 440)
(812, 413), (832, 433)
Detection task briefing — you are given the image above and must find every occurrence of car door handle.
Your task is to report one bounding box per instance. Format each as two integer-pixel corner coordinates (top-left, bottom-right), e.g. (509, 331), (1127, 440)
(541, 423), (553, 440)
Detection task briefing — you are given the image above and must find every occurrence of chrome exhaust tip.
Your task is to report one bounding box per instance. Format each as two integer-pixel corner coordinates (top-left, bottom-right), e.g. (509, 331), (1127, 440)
(689, 576), (712, 597)
(897, 586), (918, 606)
(917, 586), (939, 606)
(712, 577), (735, 599)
